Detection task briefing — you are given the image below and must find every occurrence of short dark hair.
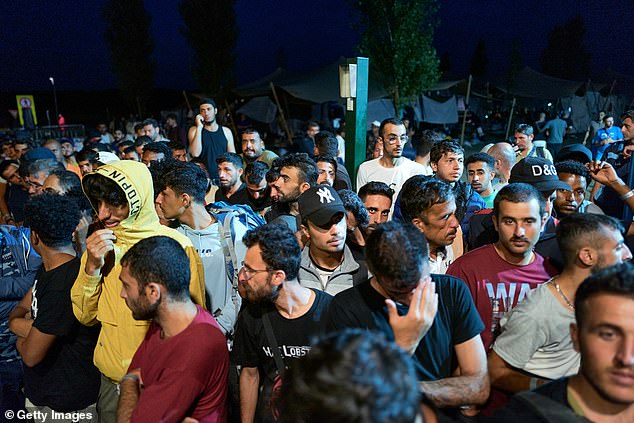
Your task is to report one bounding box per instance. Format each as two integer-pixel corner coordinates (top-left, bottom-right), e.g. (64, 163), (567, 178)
(241, 128), (260, 138)
(378, 117), (403, 139)
(493, 183), (545, 218)
(142, 118), (158, 128)
(338, 189), (370, 227)
(215, 152), (243, 169)
(413, 130), (443, 157)
(49, 169), (92, 213)
(555, 160), (590, 180)
(123, 146), (138, 156)
(76, 149), (97, 163)
(118, 140), (134, 150)
(557, 213), (623, 268)
(0, 160), (19, 177)
(59, 138), (73, 147)
(574, 262), (634, 328)
(465, 152), (495, 171)
(82, 173), (128, 208)
(430, 139), (464, 164)
(358, 181), (395, 203)
(143, 141), (172, 157)
(24, 193), (80, 248)
(120, 236), (191, 301)
(166, 141), (186, 152)
(307, 121), (319, 129)
(270, 153), (318, 187)
(134, 136), (152, 147)
(134, 123), (144, 133)
(365, 221), (429, 294)
(399, 176), (453, 223)
(245, 161), (269, 185)
(621, 110), (634, 122)
(276, 329), (420, 423)
(243, 224), (301, 281)
(314, 131), (338, 157)
(199, 98), (216, 108)
(314, 154), (337, 174)
(159, 161), (208, 203)
(166, 113), (177, 121)
(515, 123), (534, 136)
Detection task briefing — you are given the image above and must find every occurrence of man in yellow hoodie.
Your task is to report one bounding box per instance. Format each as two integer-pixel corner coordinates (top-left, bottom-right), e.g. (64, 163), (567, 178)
(70, 160), (205, 423)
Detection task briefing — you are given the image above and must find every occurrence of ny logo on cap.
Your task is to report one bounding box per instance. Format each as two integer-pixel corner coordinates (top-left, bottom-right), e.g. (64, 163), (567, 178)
(317, 187), (335, 204)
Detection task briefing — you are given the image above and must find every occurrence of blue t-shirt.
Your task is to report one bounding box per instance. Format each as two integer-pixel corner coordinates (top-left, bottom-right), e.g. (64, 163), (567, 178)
(543, 118), (568, 144)
(592, 126), (623, 145)
(326, 275), (484, 380)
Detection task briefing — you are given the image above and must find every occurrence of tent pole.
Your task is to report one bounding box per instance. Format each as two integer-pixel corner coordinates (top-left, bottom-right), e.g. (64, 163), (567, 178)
(601, 80), (617, 112)
(459, 75), (472, 145)
(223, 100), (239, 140)
(505, 98), (517, 141)
(270, 82), (294, 144)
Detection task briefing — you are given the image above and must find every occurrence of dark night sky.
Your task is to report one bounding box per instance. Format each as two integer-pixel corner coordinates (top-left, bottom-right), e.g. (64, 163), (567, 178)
(1, 0), (632, 92)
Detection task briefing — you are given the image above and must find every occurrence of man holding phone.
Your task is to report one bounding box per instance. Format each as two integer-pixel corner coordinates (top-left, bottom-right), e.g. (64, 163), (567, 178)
(188, 98), (236, 186)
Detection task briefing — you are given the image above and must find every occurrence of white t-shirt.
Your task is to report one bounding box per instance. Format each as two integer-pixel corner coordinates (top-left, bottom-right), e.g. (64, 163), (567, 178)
(356, 157), (431, 215)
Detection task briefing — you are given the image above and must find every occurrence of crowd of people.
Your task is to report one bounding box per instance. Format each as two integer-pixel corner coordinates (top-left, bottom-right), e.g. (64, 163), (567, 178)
(1, 98), (634, 423)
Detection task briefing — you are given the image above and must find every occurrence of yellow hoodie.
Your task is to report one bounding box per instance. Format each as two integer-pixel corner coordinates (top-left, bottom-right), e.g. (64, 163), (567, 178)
(70, 160), (205, 383)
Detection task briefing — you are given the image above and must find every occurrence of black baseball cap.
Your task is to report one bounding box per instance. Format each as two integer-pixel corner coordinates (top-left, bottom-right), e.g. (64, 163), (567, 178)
(298, 185), (346, 226)
(510, 157), (572, 192)
(555, 143), (592, 164)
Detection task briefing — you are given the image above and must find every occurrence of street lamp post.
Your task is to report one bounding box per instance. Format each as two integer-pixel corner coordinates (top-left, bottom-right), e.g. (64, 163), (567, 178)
(49, 76), (59, 128)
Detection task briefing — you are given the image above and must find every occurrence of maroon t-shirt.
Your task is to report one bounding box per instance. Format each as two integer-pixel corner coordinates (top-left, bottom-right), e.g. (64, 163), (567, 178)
(446, 244), (557, 350)
(128, 305), (229, 423)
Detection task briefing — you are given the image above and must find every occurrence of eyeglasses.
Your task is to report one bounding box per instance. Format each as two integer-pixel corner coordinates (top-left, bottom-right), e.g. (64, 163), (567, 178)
(384, 135), (409, 145)
(239, 261), (272, 279)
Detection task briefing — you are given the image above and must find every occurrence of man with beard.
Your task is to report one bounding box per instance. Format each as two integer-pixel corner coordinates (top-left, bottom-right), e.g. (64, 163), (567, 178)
(400, 176), (462, 274)
(356, 118), (429, 217)
(297, 185), (366, 295)
(447, 183), (558, 351)
(266, 153), (318, 232)
(514, 124), (553, 163)
(214, 152), (249, 205)
(240, 129), (278, 167)
(487, 263), (634, 423)
(591, 114), (623, 160)
(489, 214), (631, 396)
(59, 138), (82, 177)
(118, 236), (228, 423)
(188, 98), (236, 186)
(232, 224), (332, 423)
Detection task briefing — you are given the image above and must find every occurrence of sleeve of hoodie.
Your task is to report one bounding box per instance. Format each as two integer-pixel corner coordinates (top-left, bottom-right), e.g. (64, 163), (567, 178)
(70, 251), (103, 326)
(185, 245), (207, 310)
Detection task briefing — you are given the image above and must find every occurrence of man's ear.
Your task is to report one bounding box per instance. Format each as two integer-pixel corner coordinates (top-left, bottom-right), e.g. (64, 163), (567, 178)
(430, 162), (438, 173)
(492, 214), (499, 233)
(270, 270), (286, 287)
(412, 217), (425, 233)
(30, 230), (40, 246)
(238, 168), (244, 178)
(299, 181), (311, 194)
(578, 247), (595, 267)
(181, 192), (191, 208)
(300, 224), (310, 241)
(145, 282), (162, 304)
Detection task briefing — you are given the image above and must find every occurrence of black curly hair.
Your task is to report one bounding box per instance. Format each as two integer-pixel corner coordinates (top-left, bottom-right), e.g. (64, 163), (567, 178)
(24, 193), (80, 248)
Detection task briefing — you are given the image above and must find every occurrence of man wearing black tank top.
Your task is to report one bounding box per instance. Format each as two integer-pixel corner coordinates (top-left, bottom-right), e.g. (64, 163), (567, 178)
(188, 98), (236, 185)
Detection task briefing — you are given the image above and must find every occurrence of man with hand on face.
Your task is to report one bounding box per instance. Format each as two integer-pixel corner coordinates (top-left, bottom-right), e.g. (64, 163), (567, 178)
(240, 129), (278, 167)
(326, 221), (489, 415)
(188, 98), (236, 186)
(214, 152), (249, 205)
(298, 185), (366, 295)
(70, 160), (206, 422)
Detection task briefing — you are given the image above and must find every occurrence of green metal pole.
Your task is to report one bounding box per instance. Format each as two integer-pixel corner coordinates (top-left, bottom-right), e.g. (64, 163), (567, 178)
(344, 57), (369, 191)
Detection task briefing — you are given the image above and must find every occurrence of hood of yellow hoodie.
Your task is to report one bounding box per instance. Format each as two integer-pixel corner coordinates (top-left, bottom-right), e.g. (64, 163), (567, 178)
(82, 160), (159, 244)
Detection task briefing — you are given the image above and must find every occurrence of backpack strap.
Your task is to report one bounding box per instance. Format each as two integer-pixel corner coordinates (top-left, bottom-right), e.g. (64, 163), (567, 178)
(262, 312), (286, 376)
(514, 391), (591, 423)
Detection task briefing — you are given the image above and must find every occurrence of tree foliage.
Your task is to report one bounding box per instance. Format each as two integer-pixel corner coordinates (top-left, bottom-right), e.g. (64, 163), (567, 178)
(103, 0), (155, 114)
(354, 0), (440, 110)
(540, 15), (591, 80)
(469, 39), (488, 79)
(179, 0), (238, 97)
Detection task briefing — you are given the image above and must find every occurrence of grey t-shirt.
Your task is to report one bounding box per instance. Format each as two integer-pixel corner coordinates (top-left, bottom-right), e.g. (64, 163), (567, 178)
(493, 282), (579, 380)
